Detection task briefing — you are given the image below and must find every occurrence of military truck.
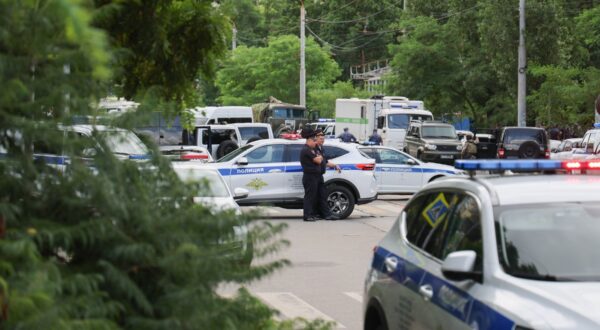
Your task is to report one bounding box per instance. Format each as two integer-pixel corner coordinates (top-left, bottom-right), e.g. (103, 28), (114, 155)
(252, 96), (319, 137)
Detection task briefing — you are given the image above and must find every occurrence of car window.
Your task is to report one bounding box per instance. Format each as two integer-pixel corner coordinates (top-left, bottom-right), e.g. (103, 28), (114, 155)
(441, 195), (483, 271)
(285, 144), (303, 162)
(422, 126), (457, 139)
(405, 192), (459, 250)
(323, 146), (349, 159)
(377, 149), (410, 164)
(502, 128), (546, 144)
(238, 127), (269, 140)
(245, 144), (284, 164)
(216, 144), (252, 162)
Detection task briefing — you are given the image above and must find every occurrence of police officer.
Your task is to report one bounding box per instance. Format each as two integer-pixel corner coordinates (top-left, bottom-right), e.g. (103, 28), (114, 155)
(315, 130), (341, 220)
(368, 129), (383, 145)
(300, 127), (322, 221)
(338, 127), (357, 143)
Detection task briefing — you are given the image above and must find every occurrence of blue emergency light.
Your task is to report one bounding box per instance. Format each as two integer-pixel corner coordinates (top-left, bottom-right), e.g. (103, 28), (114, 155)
(455, 159), (600, 172)
(318, 118), (335, 122)
(594, 122), (600, 128)
(128, 154), (151, 160)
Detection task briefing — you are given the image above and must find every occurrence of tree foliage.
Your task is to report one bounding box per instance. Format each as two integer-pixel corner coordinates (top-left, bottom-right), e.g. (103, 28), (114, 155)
(215, 35), (340, 106)
(0, 1), (306, 329)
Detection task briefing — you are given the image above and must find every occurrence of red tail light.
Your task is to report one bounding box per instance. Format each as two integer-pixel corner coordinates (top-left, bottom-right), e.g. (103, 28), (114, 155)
(544, 148), (550, 159)
(497, 148), (505, 158)
(180, 153), (209, 160)
(356, 163), (375, 171)
(280, 133), (301, 140)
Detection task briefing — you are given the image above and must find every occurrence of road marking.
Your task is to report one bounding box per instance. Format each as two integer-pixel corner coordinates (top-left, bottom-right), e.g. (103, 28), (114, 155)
(255, 292), (345, 328)
(343, 291), (363, 303)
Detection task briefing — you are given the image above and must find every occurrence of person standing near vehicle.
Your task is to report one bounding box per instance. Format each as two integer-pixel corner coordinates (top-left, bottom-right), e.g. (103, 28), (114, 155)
(315, 130), (341, 220)
(338, 127), (357, 143)
(461, 134), (478, 159)
(300, 128), (322, 222)
(368, 129), (383, 145)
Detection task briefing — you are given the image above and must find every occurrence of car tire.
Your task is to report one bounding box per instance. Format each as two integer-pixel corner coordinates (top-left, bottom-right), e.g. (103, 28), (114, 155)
(325, 184), (355, 219)
(216, 140), (239, 159)
(518, 141), (541, 159)
(247, 136), (262, 143)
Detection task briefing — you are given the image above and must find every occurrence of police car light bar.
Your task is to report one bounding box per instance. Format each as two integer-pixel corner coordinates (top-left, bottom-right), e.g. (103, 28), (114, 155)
(180, 152), (209, 160)
(594, 122), (600, 128)
(318, 118), (335, 122)
(455, 159), (600, 171)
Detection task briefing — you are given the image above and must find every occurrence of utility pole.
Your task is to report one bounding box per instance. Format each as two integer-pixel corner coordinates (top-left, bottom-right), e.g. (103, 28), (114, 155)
(517, 0), (526, 127)
(300, 0), (306, 107)
(232, 25), (237, 50)
(404, 0), (408, 11)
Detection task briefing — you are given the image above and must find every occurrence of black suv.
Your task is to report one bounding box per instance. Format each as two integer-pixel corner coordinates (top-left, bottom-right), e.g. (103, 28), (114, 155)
(496, 127), (550, 159)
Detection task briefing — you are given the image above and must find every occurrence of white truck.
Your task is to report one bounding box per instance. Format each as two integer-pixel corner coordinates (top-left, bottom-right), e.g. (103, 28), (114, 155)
(191, 106), (253, 125)
(334, 96), (433, 148)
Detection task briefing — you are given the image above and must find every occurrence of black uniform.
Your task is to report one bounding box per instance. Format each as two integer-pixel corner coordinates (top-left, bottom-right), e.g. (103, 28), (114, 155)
(300, 144), (320, 220)
(315, 145), (332, 218)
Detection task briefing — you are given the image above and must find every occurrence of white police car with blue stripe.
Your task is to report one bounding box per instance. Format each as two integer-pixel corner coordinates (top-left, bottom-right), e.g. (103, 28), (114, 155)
(203, 138), (378, 219)
(359, 145), (464, 193)
(364, 159), (600, 330)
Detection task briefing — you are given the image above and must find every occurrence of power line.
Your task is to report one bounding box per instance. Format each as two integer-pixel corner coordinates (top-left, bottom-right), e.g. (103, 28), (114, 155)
(306, 1), (402, 24)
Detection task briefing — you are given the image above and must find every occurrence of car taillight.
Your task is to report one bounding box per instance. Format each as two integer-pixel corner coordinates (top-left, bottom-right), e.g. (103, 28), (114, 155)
(356, 163), (375, 171)
(544, 148), (550, 159)
(180, 153), (209, 160)
(497, 148), (505, 158)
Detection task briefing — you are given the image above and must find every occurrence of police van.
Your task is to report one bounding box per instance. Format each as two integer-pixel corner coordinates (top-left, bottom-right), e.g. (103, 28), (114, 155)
(200, 139), (378, 219)
(364, 159), (600, 330)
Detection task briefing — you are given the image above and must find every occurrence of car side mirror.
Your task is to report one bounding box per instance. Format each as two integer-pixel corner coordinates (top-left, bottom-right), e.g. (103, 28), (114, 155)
(233, 187), (249, 200)
(441, 250), (482, 282)
(236, 157), (248, 166)
(406, 159), (417, 166)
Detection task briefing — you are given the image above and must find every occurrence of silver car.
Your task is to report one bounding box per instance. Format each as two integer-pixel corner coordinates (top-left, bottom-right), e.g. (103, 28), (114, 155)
(364, 160), (600, 330)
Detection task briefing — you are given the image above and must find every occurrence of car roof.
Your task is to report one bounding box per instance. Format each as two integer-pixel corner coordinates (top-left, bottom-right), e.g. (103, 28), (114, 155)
(475, 175), (600, 205)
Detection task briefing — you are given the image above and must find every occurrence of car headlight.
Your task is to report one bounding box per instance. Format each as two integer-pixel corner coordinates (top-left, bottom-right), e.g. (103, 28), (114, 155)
(425, 144), (437, 150)
(456, 145), (463, 151)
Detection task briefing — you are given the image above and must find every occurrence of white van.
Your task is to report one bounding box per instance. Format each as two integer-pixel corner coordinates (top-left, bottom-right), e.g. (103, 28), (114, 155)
(192, 106), (253, 125)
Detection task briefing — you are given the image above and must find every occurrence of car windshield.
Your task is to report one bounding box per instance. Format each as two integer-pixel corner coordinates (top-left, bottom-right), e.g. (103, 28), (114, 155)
(503, 129), (545, 144)
(422, 126), (457, 139)
(495, 203), (600, 281)
(238, 127), (269, 140)
(99, 130), (149, 155)
(174, 168), (230, 197)
(272, 107), (306, 119)
(216, 144), (253, 162)
(388, 114), (433, 129)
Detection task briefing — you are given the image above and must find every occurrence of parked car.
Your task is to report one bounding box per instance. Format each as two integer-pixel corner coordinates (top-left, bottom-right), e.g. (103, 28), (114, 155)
(550, 138), (582, 160)
(364, 159), (600, 330)
(198, 139), (378, 219)
(172, 163), (252, 264)
(358, 146), (464, 194)
(496, 126), (550, 159)
(474, 132), (497, 159)
(404, 121), (462, 164)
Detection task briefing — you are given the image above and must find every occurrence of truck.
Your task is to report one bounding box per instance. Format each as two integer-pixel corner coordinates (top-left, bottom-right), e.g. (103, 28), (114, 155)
(191, 106), (253, 125)
(252, 96), (319, 137)
(334, 96), (433, 148)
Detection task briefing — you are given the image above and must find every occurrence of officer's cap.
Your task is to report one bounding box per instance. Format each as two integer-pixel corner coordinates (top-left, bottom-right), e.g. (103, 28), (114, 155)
(301, 127), (317, 138)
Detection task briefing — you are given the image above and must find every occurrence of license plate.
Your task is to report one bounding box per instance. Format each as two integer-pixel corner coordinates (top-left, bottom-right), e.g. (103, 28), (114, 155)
(481, 146), (488, 150)
(440, 155), (453, 159)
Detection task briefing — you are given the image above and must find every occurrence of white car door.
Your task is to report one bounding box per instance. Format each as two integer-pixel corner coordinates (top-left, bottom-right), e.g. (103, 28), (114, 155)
(228, 143), (287, 200)
(375, 148), (423, 193)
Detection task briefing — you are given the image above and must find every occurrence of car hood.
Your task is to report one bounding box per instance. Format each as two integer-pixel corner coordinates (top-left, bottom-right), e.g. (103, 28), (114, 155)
(502, 279), (600, 327)
(192, 197), (240, 213)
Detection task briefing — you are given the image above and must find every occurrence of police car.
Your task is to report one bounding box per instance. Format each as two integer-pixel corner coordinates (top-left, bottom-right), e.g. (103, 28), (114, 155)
(359, 146), (464, 193)
(203, 138), (378, 219)
(364, 159), (600, 330)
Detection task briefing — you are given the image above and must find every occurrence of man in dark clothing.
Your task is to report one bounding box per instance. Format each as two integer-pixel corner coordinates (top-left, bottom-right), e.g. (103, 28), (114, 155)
(300, 127), (322, 221)
(368, 129), (383, 145)
(315, 130), (341, 220)
(338, 127), (357, 143)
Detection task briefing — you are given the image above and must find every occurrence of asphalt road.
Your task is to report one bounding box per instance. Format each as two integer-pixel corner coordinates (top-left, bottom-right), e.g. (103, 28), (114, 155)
(220, 196), (411, 330)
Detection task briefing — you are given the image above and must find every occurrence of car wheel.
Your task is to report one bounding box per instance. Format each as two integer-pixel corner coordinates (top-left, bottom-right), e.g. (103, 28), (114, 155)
(325, 185), (355, 219)
(518, 141), (541, 158)
(216, 140), (239, 159)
